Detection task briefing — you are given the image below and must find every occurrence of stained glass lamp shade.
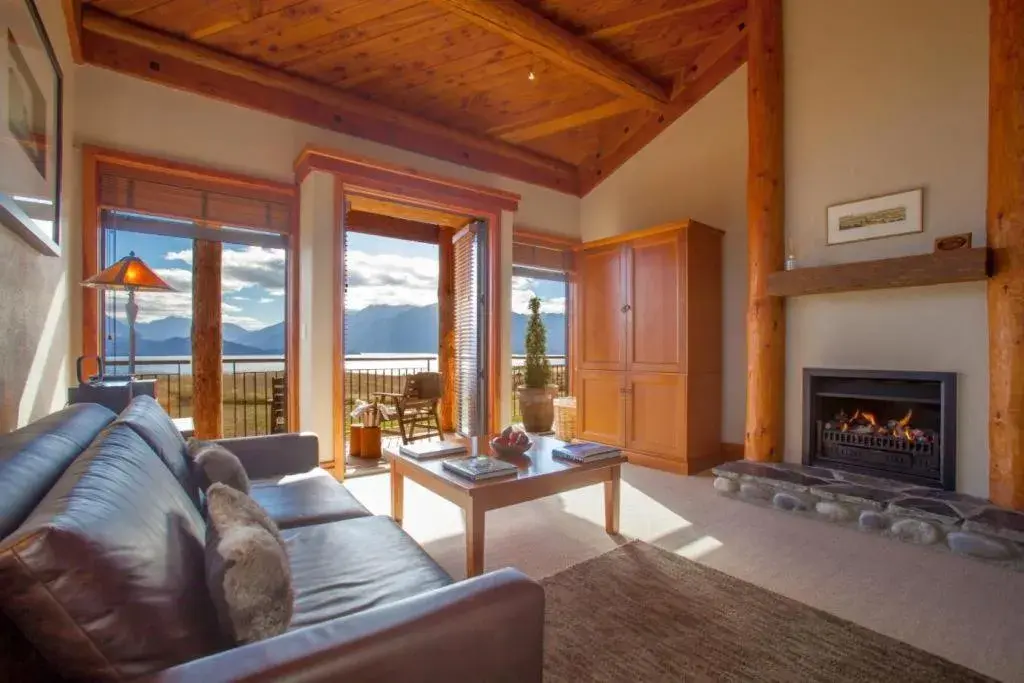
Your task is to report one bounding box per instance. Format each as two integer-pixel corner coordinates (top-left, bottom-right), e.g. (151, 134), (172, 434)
(82, 251), (175, 376)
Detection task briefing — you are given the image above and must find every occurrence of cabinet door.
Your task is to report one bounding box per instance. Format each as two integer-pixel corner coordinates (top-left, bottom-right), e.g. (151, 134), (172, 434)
(578, 370), (625, 447)
(626, 231), (684, 373)
(578, 245), (626, 371)
(625, 372), (685, 460)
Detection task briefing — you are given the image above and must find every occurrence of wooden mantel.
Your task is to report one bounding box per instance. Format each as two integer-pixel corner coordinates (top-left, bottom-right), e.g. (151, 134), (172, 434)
(766, 248), (990, 298)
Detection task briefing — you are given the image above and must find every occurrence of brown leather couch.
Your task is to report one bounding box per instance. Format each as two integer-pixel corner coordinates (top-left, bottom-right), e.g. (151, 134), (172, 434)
(0, 397), (544, 682)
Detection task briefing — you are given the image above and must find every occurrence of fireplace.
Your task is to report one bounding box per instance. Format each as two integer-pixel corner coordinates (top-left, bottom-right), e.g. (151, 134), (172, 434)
(803, 369), (957, 490)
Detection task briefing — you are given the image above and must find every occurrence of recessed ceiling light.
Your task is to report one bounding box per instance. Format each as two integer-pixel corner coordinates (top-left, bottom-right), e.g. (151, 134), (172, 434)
(528, 71), (536, 81)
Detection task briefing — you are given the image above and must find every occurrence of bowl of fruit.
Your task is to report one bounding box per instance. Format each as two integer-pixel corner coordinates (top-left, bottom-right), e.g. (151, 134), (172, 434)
(490, 426), (533, 458)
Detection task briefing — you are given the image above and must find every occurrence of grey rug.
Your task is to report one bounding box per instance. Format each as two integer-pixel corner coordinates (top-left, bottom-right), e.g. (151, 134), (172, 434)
(541, 541), (994, 682)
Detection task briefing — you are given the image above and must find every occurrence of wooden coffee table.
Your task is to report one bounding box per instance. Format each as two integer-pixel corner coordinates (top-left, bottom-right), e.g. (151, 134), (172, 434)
(384, 435), (624, 577)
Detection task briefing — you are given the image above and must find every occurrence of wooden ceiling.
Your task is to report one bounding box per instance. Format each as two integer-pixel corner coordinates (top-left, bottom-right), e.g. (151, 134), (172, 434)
(69, 0), (748, 196)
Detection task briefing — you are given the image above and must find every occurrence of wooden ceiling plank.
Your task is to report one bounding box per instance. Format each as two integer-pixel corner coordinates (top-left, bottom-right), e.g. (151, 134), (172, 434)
(588, 0), (742, 40)
(491, 99), (640, 143)
(427, 0), (670, 109)
(198, 0), (354, 50)
(190, 0), (310, 40)
(80, 8), (580, 195)
(578, 12), (749, 194)
(88, 0), (175, 17)
(62, 0), (84, 63)
(671, 13), (746, 99)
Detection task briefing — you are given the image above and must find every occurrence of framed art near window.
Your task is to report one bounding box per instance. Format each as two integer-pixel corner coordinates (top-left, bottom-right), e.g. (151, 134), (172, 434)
(0, 0), (62, 256)
(827, 189), (922, 246)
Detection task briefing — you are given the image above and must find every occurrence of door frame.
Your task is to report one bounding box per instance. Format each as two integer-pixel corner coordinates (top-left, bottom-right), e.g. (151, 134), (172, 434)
(294, 147), (520, 471)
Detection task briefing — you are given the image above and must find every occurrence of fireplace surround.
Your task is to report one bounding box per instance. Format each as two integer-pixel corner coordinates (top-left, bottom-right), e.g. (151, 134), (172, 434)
(803, 368), (957, 490)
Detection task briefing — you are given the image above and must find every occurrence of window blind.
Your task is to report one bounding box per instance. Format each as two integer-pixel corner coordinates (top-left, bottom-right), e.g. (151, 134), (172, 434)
(453, 223), (486, 436)
(511, 241), (573, 273)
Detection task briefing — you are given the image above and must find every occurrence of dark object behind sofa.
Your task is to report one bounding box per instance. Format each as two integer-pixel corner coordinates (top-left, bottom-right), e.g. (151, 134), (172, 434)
(0, 398), (544, 682)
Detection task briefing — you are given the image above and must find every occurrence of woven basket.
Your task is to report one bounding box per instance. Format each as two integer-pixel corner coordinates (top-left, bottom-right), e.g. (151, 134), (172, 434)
(552, 396), (577, 442)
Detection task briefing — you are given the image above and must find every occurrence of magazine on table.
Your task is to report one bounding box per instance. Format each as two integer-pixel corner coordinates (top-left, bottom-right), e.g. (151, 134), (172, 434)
(553, 441), (622, 463)
(442, 455), (519, 481)
(399, 441), (468, 460)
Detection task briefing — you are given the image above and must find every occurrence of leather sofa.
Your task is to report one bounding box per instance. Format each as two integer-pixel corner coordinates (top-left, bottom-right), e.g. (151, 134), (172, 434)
(0, 397), (544, 682)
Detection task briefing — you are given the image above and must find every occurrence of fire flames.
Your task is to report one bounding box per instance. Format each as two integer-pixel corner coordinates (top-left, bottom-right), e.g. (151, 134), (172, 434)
(828, 408), (931, 443)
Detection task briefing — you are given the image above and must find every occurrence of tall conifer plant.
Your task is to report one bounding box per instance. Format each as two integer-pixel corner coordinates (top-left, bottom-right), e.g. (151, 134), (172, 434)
(524, 296), (551, 388)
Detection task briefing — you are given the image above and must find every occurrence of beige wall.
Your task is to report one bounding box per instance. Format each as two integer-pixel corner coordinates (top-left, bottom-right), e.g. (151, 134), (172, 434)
(580, 67), (749, 444)
(581, 0), (990, 496)
(784, 0), (989, 497)
(0, 2), (76, 431)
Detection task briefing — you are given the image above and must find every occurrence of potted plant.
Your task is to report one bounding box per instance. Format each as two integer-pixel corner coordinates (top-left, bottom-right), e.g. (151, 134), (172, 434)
(517, 296), (558, 432)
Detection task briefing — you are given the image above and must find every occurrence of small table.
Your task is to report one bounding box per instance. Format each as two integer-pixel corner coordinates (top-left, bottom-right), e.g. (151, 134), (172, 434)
(384, 436), (624, 577)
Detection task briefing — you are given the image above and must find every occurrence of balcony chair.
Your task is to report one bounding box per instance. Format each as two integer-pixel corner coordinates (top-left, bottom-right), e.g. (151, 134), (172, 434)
(375, 372), (443, 445)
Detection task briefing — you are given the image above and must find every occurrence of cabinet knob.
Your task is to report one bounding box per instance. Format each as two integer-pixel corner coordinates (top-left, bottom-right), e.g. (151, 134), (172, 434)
(621, 304), (631, 313)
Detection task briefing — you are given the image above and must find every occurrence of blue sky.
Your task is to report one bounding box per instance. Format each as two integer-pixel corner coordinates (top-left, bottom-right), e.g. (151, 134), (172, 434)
(104, 226), (566, 332)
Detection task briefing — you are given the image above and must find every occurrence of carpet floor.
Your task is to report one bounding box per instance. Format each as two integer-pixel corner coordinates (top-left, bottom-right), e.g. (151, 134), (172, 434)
(542, 541), (993, 683)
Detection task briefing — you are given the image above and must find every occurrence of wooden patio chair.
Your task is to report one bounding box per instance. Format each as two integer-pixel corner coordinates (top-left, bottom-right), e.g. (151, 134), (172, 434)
(374, 372), (443, 445)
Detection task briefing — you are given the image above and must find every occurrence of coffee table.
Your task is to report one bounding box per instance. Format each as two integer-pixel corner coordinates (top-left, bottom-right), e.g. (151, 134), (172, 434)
(384, 435), (624, 577)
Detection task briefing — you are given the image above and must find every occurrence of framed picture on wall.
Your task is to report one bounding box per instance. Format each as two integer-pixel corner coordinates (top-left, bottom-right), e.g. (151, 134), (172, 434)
(0, 0), (62, 256)
(827, 189), (922, 246)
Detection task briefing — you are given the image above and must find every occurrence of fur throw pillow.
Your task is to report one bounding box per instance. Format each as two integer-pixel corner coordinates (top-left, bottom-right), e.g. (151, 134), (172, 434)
(205, 483), (293, 644)
(188, 439), (251, 494)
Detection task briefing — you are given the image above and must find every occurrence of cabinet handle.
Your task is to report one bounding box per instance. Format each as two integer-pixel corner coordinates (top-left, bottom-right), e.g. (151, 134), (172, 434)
(621, 304), (631, 313)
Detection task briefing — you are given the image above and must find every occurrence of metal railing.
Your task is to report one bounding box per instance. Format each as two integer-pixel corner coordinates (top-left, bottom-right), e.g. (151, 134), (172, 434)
(510, 355), (570, 421)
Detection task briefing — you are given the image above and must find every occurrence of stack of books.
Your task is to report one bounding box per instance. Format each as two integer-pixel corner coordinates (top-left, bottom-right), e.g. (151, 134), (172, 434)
(442, 455), (519, 481)
(552, 441), (622, 463)
(399, 441), (467, 460)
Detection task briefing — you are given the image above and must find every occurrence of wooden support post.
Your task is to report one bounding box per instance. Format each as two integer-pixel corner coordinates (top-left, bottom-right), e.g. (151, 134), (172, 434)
(438, 226), (456, 433)
(192, 239), (223, 439)
(744, 0), (785, 463)
(988, 0), (1024, 509)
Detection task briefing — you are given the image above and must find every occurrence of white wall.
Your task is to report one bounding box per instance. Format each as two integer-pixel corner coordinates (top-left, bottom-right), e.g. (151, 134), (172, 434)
(580, 67), (749, 444)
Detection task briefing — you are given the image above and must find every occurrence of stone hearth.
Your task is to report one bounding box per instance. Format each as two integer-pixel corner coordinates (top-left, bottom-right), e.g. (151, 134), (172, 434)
(712, 461), (1024, 569)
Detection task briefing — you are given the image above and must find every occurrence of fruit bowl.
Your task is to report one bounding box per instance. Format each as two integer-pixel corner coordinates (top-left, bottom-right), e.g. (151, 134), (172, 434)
(490, 437), (532, 458)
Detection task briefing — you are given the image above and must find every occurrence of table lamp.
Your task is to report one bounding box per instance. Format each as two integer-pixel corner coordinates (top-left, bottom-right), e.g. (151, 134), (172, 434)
(81, 251), (176, 376)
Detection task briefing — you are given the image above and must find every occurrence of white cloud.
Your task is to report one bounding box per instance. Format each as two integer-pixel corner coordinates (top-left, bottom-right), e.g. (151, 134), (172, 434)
(166, 246), (286, 294)
(344, 250), (438, 310)
(511, 288), (565, 315)
(232, 296), (250, 301)
(258, 298), (274, 304)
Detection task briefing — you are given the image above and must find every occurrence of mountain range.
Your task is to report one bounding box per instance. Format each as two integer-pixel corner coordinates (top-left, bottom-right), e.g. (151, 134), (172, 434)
(104, 304), (566, 357)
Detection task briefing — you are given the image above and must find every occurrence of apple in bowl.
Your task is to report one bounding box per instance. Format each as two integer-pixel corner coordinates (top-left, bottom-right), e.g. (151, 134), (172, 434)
(491, 426), (533, 457)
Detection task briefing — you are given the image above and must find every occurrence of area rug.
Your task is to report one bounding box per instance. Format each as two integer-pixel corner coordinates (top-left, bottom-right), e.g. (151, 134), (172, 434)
(541, 541), (994, 682)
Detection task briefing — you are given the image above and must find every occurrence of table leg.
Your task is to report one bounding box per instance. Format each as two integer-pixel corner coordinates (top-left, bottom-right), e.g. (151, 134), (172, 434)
(604, 465), (620, 534)
(391, 465), (404, 527)
(465, 501), (485, 578)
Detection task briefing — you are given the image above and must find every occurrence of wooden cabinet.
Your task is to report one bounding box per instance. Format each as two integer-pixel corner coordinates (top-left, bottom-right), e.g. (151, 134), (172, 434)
(576, 220), (724, 475)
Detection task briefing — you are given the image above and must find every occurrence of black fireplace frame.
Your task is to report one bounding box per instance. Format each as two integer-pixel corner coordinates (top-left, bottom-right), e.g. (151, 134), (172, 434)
(802, 368), (957, 490)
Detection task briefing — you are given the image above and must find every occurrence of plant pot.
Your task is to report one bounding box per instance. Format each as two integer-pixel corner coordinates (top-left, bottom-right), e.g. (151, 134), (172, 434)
(518, 385), (558, 433)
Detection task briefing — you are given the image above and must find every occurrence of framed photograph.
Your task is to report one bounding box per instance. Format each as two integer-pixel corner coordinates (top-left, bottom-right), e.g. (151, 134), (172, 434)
(827, 189), (922, 246)
(0, 0), (62, 256)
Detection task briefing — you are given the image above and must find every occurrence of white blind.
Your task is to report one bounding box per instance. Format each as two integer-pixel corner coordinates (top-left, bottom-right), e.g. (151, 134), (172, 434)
(453, 223), (485, 435)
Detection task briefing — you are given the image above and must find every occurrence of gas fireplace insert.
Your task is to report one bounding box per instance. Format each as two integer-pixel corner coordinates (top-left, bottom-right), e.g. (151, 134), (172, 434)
(802, 368), (956, 490)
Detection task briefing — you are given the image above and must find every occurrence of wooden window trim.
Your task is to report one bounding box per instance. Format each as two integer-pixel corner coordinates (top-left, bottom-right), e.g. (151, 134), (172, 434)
(81, 145), (299, 428)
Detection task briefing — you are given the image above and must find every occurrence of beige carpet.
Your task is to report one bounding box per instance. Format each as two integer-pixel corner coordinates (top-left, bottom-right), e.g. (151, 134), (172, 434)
(542, 541), (992, 683)
(343, 464), (1024, 682)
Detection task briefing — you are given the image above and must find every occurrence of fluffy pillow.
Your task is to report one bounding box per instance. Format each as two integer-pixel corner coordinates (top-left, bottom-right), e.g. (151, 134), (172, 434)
(188, 439), (251, 493)
(205, 483), (293, 644)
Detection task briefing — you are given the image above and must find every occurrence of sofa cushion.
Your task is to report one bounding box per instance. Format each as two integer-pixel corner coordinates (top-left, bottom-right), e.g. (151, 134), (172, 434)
(250, 468), (372, 529)
(0, 423), (223, 682)
(116, 395), (199, 508)
(286, 515), (452, 630)
(0, 403), (115, 539)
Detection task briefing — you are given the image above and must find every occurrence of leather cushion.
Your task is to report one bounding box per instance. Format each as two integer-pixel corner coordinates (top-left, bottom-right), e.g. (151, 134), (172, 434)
(0, 423), (223, 682)
(206, 484), (293, 644)
(117, 395), (199, 508)
(189, 439), (251, 494)
(250, 468), (372, 530)
(286, 515), (452, 630)
(0, 403), (115, 539)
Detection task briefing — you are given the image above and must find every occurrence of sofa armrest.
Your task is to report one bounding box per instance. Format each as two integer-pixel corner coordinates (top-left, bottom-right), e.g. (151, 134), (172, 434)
(147, 568), (543, 683)
(214, 432), (320, 479)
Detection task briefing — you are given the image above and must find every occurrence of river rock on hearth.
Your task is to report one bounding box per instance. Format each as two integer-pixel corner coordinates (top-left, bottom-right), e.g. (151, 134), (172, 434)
(946, 532), (1017, 561)
(772, 491), (817, 512)
(713, 477), (739, 494)
(816, 501), (854, 523)
(859, 510), (888, 531)
(890, 518), (942, 545)
(739, 482), (772, 501)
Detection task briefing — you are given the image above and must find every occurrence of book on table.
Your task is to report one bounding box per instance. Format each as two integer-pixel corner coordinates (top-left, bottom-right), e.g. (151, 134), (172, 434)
(442, 455), (519, 481)
(552, 441), (622, 463)
(399, 441), (467, 460)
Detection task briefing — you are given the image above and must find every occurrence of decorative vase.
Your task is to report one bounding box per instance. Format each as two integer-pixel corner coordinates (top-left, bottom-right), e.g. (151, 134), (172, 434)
(518, 385), (558, 433)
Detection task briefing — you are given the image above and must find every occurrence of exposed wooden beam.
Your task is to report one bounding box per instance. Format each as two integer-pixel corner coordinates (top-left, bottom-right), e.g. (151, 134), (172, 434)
(578, 16), (748, 194)
(427, 0), (669, 110)
(744, 0), (784, 463)
(491, 100), (640, 143)
(192, 239), (223, 439)
(346, 210), (441, 244)
(62, 0), (84, 64)
(988, 0), (1024, 509)
(80, 7), (580, 196)
(672, 14), (747, 100)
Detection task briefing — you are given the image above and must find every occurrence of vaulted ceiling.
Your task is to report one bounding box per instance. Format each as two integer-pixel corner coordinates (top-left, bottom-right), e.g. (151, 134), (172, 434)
(68, 0), (748, 196)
